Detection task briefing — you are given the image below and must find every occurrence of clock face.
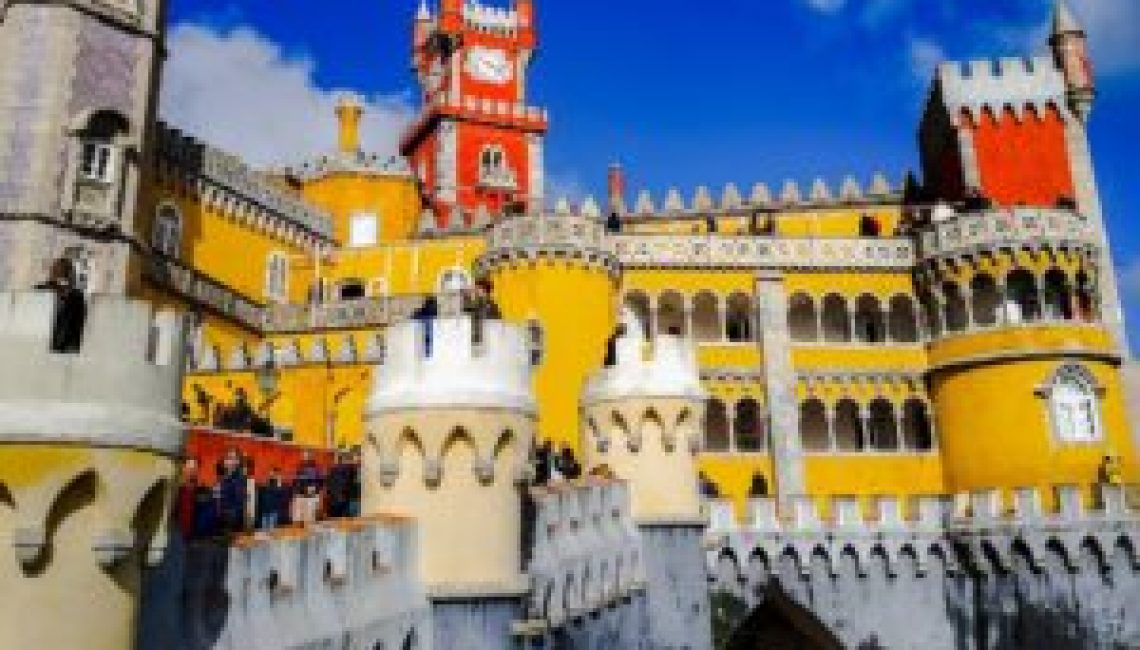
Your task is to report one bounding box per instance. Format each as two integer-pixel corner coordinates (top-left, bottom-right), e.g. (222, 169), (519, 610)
(465, 47), (513, 85)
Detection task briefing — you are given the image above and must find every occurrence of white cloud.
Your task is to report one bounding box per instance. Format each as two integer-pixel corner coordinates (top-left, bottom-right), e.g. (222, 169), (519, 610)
(160, 23), (415, 168)
(803, 0), (846, 14)
(908, 36), (946, 83)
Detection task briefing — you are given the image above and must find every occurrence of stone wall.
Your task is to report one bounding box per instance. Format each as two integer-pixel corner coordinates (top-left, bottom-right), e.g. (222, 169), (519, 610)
(707, 485), (1140, 649)
(139, 518), (431, 650)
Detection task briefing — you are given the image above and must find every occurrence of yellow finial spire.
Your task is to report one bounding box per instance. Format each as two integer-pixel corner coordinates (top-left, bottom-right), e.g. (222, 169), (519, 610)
(335, 94), (364, 154)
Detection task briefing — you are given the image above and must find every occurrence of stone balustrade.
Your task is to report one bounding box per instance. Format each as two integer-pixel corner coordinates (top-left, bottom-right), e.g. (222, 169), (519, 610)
(139, 518), (429, 650)
(144, 255), (266, 331)
(917, 206), (1098, 261)
(477, 213), (620, 276)
(523, 480), (644, 628)
(613, 235), (915, 271)
(263, 292), (462, 334)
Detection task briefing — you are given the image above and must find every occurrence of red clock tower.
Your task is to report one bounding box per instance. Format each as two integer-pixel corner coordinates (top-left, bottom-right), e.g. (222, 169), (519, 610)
(401, 0), (548, 229)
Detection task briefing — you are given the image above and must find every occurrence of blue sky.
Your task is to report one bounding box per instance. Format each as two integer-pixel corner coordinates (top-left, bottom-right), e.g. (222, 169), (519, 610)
(162, 0), (1140, 348)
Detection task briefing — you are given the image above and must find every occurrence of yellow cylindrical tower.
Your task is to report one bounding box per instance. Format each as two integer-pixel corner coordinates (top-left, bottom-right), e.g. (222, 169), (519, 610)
(476, 212), (620, 452)
(0, 293), (185, 650)
(363, 316), (535, 593)
(918, 208), (1136, 502)
(579, 308), (706, 523)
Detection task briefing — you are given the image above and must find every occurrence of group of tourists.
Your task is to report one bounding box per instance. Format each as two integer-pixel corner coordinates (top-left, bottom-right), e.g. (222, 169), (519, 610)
(175, 447), (361, 540)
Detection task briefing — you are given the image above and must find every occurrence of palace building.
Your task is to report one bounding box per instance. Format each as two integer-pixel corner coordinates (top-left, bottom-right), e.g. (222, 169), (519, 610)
(1, 0), (1138, 648)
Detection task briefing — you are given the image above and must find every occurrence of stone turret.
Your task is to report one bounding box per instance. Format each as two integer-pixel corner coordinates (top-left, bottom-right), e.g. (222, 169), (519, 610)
(581, 308), (706, 524)
(579, 308), (712, 650)
(363, 316), (536, 595)
(0, 292), (185, 649)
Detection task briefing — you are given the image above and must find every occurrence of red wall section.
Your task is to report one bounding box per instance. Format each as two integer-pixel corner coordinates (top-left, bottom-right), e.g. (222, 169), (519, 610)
(186, 428), (335, 484)
(965, 104), (1075, 208)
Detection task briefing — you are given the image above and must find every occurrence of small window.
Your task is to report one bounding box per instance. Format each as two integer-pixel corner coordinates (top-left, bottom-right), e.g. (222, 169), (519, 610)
(350, 212), (379, 247)
(265, 252), (289, 302)
(339, 279), (366, 301)
(1046, 366), (1103, 443)
(153, 203), (183, 258)
(80, 141), (116, 184)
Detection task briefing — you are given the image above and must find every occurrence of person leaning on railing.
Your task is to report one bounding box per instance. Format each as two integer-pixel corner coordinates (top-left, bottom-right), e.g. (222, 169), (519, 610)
(35, 257), (87, 353)
(462, 278), (502, 346)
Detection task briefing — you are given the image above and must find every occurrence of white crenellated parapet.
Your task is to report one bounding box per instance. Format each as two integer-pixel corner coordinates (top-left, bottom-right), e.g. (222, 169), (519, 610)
(0, 292), (185, 454)
(707, 484), (1139, 580)
(146, 518), (429, 650)
(583, 310), (704, 406)
(367, 318), (536, 415)
(524, 480), (643, 627)
(934, 56), (1069, 123)
(462, 0), (520, 32)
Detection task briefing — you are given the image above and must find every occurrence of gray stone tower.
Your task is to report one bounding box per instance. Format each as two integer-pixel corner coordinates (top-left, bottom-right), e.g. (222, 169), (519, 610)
(0, 0), (168, 294)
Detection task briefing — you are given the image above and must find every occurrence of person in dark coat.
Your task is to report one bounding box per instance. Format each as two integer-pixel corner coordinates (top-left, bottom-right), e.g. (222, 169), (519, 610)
(256, 468), (292, 530)
(533, 440), (554, 486)
(294, 450), (323, 495)
(36, 258), (87, 353)
(555, 444), (582, 481)
(217, 448), (247, 535)
(462, 279), (502, 346)
(325, 452), (356, 519)
(175, 458), (200, 540)
(412, 296), (439, 356)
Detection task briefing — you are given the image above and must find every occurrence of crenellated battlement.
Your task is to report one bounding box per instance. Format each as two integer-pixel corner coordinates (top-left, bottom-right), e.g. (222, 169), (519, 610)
(460, 0), (521, 34)
(523, 479), (644, 627)
(367, 317), (536, 415)
(0, 292), (185, 454)
(583, 311), (705, 406)
(582, 173), (899, 221)
(139, 519), (430, 650)
(931, 56), (1070, 122)
(707, 484), (1137, 579)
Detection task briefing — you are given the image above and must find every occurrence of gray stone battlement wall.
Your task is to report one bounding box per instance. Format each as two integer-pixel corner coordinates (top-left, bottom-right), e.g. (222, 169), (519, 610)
(708, 485), (1139, 649)
(522, 480), (644, 629)
(0, 291), (184, 454)
(138, 518), (430, 650)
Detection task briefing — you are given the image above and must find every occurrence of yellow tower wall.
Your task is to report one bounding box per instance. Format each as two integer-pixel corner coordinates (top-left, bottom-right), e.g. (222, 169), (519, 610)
(489, 263), (617, 450)
(932, 357), (1136, 502)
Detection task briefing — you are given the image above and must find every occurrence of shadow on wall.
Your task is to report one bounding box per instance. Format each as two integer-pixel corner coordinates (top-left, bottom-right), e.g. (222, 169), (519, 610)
(713, 583), (842, 650)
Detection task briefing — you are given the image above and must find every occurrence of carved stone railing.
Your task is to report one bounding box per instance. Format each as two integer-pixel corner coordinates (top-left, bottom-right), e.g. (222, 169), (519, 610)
(262, 292), (462, 333)
(917, 207), (1098, 261)
(477, 214), (620, 276)
(143, 255), (265, 330)
(613, 235), (915, 271)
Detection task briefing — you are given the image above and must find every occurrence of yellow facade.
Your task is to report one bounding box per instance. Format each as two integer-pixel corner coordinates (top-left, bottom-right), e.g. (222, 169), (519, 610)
(133, 107), (1136, 517)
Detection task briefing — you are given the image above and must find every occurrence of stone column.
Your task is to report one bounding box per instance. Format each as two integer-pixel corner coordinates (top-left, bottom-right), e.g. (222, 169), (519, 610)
(756, 272), (806, 507)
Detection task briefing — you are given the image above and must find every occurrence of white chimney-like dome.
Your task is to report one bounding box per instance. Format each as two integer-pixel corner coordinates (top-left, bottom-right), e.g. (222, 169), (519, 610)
(582, 308), (705, 405)
(366, 317), (536, 415)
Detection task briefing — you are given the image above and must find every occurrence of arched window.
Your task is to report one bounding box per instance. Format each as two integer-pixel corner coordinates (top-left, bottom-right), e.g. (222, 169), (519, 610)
(888, 295), (919, 343)
(153, 203), (183, 258)
(1041, 365), (1103, 443)
(437, 267), (471, 293)
(265, 251), (289, 303)
(624, 292), (652, 340)
(821, 294), (851, 343)
(478, 145), (514, 188)
(1041, 268), (1073, 321)
(657, 291), (686, 337)
(800, 399), (830, 452)
(919, 291), (941, 339)
(71, 110), (129, 216)
(853, 295), (885, 343)
(734, 398), (765, 452)
(970, 273), (1001, 327)
(691, 292), (721, 343)
(834, 399), (863, 451)
(704, 399), (730, 452)
(788, 293), (818, 342)
(867, 399), (898, 451)
(901, 399), (934, 451)
(942, 282), (968, 332)
(1005, 270), (1040, 324)
(725, 292), (754, 342)
(1074, 271), (1097, 322)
